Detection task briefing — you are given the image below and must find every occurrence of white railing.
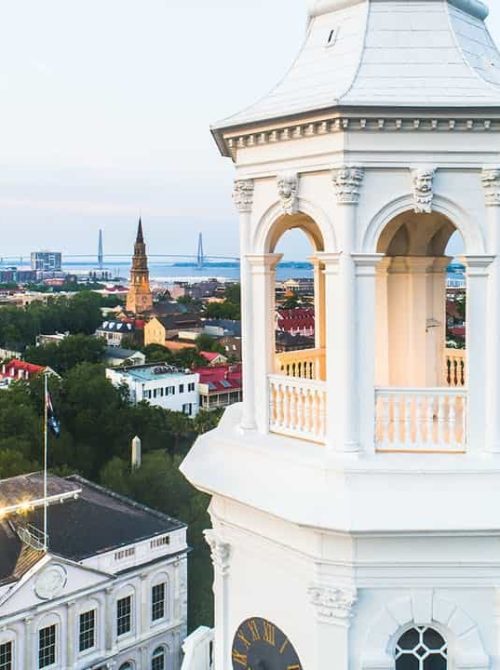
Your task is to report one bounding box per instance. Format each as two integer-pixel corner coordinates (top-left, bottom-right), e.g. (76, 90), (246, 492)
(444, 348), (466, 387)
(269, 374), (327, 443)
(181, 627), (213, 670)
(275, 348), (326, 381)
(375, 388), (467, 452)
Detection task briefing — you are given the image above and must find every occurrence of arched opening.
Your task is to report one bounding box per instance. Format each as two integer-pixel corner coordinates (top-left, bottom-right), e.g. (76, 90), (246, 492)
(375, 210), (467, 451)
(152, 646), (167, 670)
(266, 213), (327, 443)
(395, 626), (447, 669)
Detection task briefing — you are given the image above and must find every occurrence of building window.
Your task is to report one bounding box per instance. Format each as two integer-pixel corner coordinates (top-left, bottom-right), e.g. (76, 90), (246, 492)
(79, 609), (96, 652)
(117, 596), (132, 637)
(114, 547), (135, 561)
(39, 624), (56, 669)
(182, 403), (192, 416)
(152, 583), (166, 621)
(150, 535), (170, 549)
(179, 384), (185, 393)
(119, 664), (133, 670)
(188, 383), (195, 392)
(152, 647), (166, 670)
(0, 642), (12, 670)
(395, 627), (447, 670)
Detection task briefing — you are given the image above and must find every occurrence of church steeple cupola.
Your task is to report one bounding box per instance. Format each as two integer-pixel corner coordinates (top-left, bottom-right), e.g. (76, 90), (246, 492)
(126, 218), (153, 315)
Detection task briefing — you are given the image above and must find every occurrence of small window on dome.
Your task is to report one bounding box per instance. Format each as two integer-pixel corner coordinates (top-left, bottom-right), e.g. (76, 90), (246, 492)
(326, 27), (338, 47)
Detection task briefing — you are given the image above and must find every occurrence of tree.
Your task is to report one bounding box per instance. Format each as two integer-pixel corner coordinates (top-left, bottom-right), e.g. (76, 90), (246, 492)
(195, 334), (225, 355)
(25, 335), (106, 374)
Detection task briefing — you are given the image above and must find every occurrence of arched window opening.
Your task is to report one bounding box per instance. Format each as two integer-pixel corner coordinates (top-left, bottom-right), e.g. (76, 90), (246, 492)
(119, 664), (133, 670)
(395, 626), (447, 670)
(152, 646), (166, 670)
(375, 210), (467, 452)
(273, 224), (325, 382)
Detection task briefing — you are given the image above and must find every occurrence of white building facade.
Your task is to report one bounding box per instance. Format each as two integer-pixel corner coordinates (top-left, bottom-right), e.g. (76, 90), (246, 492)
(0, 473), (188, 670)
(181, 1), (500, 669)
(107, 364), (200, 417)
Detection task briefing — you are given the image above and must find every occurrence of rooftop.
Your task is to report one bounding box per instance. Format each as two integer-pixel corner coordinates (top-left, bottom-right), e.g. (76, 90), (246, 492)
(115, 362), (195, 381)
(214, 0), (500, 136)
(0, 473), (185, 585)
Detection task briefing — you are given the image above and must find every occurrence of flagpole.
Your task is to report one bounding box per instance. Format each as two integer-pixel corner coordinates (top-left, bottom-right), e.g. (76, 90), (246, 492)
(43, 372), (48, 552)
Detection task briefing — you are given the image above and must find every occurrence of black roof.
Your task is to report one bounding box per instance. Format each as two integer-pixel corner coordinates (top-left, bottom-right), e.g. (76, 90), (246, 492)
(0, 473), (186, 585)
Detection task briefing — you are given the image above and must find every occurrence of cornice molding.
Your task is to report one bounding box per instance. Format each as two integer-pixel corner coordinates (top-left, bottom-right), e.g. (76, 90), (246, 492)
(223, 115), (500, 157)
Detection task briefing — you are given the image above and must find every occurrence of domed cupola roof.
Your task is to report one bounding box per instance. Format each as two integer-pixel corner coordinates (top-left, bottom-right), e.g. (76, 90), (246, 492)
(215, 0), (500, 132)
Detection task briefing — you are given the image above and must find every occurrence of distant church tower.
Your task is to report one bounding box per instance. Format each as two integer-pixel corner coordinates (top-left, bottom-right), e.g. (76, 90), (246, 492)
(181, 1), (500, 669)
(126, 219), (153, 315)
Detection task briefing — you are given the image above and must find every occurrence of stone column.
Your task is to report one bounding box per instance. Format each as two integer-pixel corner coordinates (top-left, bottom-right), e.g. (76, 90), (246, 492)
(353, 254), (384, 453)
(310, 256), (326, 353)
(326, 166), (365, 453)
(483, 168), (500, 452)
(465, 255), (494, 453)
(247, 254), (283, 434)
(234, 180), (256, 431)
(140, 574), (148, 638)
(104, 586), (116, 655)
(308, 584), (357, 670)
(24, 615), (34, 670)
(66, 600), (77, 669)
(204, 530), (231, 670)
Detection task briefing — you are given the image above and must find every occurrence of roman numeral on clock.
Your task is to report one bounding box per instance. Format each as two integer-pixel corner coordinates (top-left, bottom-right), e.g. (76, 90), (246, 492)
(232, 650), (248, 667)
(263, 621), (276, 646)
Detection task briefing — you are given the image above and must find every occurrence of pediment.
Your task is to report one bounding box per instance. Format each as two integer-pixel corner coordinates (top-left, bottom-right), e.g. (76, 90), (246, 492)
(0, 554), (113, 617)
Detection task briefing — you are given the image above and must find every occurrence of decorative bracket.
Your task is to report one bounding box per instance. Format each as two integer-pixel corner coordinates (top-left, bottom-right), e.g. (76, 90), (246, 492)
(204, 529), (231, 577)
(277, 172), (299, 215)
(411, 166), (436, 213)
(309, 585), (357, 625)
(233, 179), (255, 213)
(482, 168), (500, 207)
(333, 166), (364, 204)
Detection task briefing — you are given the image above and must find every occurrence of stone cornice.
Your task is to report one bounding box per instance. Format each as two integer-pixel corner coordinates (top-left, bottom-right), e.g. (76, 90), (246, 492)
(217, 112), (500, 158)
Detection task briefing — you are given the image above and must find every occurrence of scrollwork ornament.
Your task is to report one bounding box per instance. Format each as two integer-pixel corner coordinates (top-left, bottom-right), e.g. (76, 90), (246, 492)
(204, 529), (231, 577)
(411, 166), (436, 214)
(482, 168), (500, 207)
(308, 585), (357, 624)
(333, 166), (365, 204)
(233, 179), (255, 213)
(277, 172), (299, 215)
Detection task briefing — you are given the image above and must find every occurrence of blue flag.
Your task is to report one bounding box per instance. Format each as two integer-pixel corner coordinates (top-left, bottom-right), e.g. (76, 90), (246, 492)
(46, 392), (61, 438)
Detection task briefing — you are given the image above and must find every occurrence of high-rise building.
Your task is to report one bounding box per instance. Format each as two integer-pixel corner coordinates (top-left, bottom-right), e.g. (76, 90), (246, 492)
(30, 251), (62, 273)
(181, 0), (500, 668)
(126, 219), (153, 315)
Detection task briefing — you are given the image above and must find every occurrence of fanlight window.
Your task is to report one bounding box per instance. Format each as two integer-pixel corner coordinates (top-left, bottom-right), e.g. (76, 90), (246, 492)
(395, 627), (447, 670)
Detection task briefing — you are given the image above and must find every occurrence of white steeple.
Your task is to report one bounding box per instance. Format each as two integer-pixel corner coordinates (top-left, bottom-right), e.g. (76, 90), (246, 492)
(215, 0), (500, 133)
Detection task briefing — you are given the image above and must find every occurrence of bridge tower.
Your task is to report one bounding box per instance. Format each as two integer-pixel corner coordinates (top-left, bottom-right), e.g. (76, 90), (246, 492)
(181, 1), (500, 669)
(197, 233), (205, 269)
(97, 229), (104, 270)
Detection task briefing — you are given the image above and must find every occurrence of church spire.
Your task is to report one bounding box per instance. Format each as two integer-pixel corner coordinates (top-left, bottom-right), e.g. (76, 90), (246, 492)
(126, 219), (153, 316)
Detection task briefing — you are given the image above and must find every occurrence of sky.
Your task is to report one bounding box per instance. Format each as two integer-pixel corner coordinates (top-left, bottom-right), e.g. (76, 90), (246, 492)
(0, 1), (499, 261)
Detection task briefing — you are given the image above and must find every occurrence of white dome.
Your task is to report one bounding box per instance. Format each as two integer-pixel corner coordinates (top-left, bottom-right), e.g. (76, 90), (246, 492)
(215, 0), (500, 130)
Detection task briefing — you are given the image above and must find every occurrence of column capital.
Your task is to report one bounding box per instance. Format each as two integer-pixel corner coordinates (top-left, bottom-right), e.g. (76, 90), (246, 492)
(204, 529), (231, 577)
(411, 165), (436, 214)
(464, 254), (495, 277)
(308, 585), (357, 627)
(233, 179), (255, 213)
(482, 167), (500, 207)
(351, 253), (385, 277)
(277, 172), (299, 215)
(332, 165), (364, 205)
(246, 253), (282, 273)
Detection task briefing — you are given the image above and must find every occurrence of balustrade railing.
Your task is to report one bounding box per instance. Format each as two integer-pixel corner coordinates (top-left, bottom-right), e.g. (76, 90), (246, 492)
(444, 348), (466, 387)
(269, 374), (326, 443)
(275, 348), (326, 381)
(375, 388), (466, 452)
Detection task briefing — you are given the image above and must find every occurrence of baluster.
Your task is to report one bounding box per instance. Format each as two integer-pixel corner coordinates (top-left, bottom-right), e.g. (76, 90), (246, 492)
(453, 360), (458, 387)
(426, 395), (434, 447)
(448, 395), (457, 448)
(296, 387), (304, 433)
(381, 396), (391, 448)
(290, 385), (298, 430)
(393, 396), (401, 448)
(275, 382), (283, 428)
(303, 389), (311, 434)
(460, 394), (467, 448)
(404, 396), (412, 446)
(415, 395), (423, 447)
(437, 394), (446, 446)
(319, 390), (326, 439)
(282, 383), (290, 429)
(460, 358), (465, 387)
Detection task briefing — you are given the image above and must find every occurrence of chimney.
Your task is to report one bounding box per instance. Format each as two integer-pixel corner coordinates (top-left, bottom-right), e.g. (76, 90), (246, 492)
(131, 436), (142, 470)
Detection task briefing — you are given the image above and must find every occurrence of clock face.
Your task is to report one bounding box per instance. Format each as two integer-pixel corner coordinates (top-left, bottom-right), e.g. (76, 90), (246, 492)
(232, 618), (302, 670)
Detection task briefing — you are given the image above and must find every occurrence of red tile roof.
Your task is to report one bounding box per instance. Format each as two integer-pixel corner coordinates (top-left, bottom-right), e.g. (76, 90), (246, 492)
(0, 360), (46, 380)
(194, 364), (242, 392)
